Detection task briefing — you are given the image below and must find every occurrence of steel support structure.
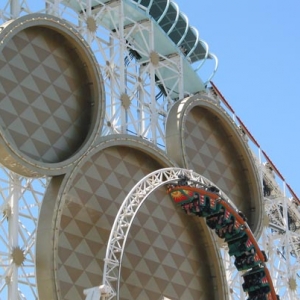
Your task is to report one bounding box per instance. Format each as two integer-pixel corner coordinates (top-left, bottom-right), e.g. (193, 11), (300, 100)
(0, 1), (299, 299)
(0, 167), (46, 299)
(85, 167), (231, 300)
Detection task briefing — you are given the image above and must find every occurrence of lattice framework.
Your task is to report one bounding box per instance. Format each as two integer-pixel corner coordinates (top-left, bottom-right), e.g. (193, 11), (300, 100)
(0, 1), (299, 300)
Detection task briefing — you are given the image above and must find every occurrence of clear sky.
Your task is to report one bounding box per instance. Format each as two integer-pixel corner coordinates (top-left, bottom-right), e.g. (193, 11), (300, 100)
(2, 0), (299, 196)
(175, 0), (300, 196)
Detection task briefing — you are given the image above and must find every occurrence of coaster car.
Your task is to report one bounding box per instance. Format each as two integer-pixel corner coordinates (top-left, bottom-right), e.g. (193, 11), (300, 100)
(234, 251), (262, 271)
(242, 267), (269, 293)
(206, 208), (225, 229)
(228, 232), (254, 256)
(193, 194), (222, 217)
(216, 218), (245, 240)
(246, 286), (272, 300)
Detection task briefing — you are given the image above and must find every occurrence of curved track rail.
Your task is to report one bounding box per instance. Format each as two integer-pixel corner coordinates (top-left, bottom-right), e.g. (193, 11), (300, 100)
(84, 168), (279, 300)
(0, 1), (298, 299)
(167, 178), (279, 300)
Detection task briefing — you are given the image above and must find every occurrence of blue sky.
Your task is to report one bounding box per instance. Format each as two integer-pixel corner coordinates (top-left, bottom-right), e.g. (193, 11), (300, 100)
(175, 0), (300, 196)
(4, 0), (299, 196)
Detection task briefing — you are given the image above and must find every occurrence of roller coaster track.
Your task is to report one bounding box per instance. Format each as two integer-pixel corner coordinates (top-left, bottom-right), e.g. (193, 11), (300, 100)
(84, 168), (279, 300)
(168, 185), (277, 300)
(0, 1), (299, 300)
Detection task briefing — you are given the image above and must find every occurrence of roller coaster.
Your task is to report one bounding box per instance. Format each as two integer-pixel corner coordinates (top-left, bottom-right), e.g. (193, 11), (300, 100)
(0, 1), (299, 300)
(82, 167), (283, 300)
(167, 175), (280, 300)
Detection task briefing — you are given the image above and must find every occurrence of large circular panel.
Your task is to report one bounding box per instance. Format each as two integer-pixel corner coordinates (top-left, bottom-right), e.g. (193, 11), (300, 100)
(166, 94), (263, 236)
(0, 14), (105, 177)
(36, 135), (227, 300)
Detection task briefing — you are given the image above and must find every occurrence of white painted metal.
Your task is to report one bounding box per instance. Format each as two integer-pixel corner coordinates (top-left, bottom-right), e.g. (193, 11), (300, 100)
(212, 90), (300, 299)
(87, 167), (233, 300)
(8, 174), (20, 300)
(10, 0), (20, 18)
(0, 168), (47, 299)
(0, 1), (299, 300)
(221, 248), (246, 300)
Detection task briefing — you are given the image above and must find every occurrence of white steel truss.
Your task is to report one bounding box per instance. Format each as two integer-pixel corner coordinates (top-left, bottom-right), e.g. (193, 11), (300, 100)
(84, 167), (233, 300)
(0, 168), (47, 300)
(0, 0), (217, 148)
(0, 1), (299, 300)
(209, 85), (300, 299)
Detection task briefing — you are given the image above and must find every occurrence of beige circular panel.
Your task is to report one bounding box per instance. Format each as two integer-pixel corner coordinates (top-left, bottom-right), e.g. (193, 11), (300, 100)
(0, 14), (104, 177)
(166, 94), (263, 236)
(36, 136), (227, 300)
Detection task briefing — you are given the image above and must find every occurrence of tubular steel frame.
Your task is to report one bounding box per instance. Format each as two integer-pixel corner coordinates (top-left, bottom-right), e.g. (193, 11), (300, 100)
(0, 1), (299, 300)
(84, 167), (280, 300)
(85, 167), (234, 300)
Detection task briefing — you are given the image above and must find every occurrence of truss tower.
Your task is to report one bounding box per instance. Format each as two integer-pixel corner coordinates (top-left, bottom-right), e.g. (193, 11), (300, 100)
(0, 1), (299, 299)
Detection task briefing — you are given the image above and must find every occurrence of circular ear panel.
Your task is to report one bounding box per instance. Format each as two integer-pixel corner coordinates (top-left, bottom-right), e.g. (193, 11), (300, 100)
(36, 136), (227, 300)
(166, 94), (263, 236)
(0, 14), (105, 177)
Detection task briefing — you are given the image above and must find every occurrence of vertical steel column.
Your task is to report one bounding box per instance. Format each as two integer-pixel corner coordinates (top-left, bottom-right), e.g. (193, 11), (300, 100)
(282, 182), (294, 299)
(258, 147), (263, 186)
(138, 65), (146, 136)
(45, 0), (60, 15)
(109, 33), (117, 133)
(8, 173), (20, 300)
(10, 0), (20, 18)
(118, 1), (127, 134)
(149, 21), (157, 142)
(178, 54), (184, 100)
(86, 0), (93, 45)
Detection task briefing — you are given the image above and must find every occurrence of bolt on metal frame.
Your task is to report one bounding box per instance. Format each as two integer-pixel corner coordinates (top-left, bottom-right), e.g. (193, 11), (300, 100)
(85, 167), (231, 299)
(0, 1), (299, 299)
(0, 168), (47, 300)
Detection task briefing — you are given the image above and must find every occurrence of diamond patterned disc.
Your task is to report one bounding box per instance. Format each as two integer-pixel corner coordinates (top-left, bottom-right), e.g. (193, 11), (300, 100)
(0, 14), (105, 176)
(36, 137), (226, 300)
(166, 95), (263, 235)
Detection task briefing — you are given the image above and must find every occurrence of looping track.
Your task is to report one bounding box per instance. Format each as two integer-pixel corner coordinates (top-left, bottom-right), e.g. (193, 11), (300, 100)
(168, 175), (279, 300)
(85, 167), (280, 300)
(0, 1), (299, 300)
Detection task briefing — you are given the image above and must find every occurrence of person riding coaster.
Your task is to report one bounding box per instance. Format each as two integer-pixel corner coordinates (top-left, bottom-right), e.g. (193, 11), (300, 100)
(179, 192), (223, 217)
(234, 250), (262, 271)
(167, 182), (278, 300)
(228, 231), (255, 256)
(206, 207), (237, 232)
(242, 267), (269, 293)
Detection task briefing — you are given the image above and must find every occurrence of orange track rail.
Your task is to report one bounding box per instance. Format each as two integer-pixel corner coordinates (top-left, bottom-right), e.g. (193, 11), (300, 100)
(210, 81), (299, 204)
(168, 185), (278, 300)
